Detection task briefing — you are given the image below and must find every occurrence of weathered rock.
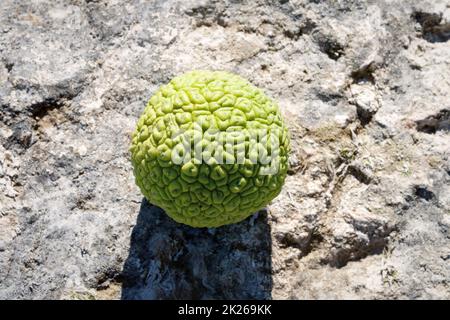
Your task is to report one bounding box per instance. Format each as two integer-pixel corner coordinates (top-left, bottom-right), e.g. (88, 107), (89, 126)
(0, 0), (449, 299)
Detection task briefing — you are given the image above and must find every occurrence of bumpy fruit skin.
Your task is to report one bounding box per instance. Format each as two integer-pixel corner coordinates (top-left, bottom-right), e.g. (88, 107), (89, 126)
(130, 70), (290, 228)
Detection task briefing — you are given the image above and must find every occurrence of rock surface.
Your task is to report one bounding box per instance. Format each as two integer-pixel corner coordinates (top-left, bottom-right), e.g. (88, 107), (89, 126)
(0, 0), (449, 299)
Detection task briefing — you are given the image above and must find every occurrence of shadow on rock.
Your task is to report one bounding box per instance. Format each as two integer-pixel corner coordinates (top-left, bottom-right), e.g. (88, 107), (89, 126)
(121, 198), (272, 299)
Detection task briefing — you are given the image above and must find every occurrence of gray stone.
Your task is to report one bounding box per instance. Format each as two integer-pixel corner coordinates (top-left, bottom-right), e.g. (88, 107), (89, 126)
(0, 0), (449, 299)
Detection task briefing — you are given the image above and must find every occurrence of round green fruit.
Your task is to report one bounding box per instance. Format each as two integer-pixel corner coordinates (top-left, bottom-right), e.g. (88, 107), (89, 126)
(130, 70), (290, 227)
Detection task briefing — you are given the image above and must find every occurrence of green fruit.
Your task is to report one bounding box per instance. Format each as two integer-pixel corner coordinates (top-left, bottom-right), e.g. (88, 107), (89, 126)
(130, 70), (290, 227)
